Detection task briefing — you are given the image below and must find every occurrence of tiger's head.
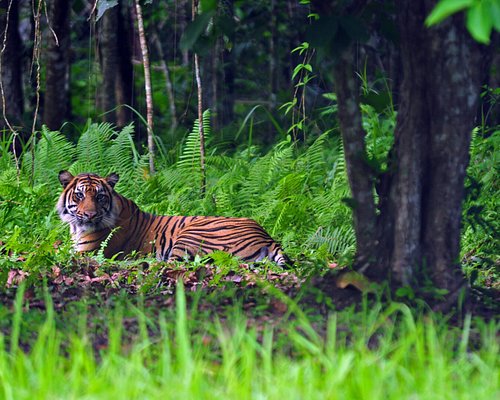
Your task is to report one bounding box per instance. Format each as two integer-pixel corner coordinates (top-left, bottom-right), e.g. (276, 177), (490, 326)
(57, 171), (120, 235)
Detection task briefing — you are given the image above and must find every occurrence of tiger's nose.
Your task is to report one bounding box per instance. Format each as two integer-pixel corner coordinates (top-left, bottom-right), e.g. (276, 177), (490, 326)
(84, 211), (97, 220)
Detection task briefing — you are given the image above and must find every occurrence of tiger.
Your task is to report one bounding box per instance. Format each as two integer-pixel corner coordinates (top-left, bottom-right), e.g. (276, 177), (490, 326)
(56, 171), (289, 266)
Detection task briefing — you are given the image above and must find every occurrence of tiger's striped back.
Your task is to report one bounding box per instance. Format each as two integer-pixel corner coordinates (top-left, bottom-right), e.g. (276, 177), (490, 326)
(57, 171), (288, 266)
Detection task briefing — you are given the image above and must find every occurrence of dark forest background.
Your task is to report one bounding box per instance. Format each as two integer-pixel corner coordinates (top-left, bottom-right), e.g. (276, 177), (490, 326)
(2, 0), (322, 146)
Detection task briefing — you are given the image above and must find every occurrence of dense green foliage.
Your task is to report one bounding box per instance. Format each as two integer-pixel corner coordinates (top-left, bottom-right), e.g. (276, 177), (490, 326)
(1, 95), (498, 286)
(462, 130), (500, 287)
(0, 114), (356, 275)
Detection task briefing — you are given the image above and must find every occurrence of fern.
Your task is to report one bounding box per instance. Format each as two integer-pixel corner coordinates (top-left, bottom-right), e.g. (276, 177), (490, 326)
(177, 109), (211, 172)
(71, 122), (115, 174)
(301, 130), (329, 174)
(266, 142), (294, 184)
(23, 126), (76, 188)
(0, 133), (16, 173)
(107, 125), (148, 197)
(307, 225), (356, 259)
(67, 122), (148, 197)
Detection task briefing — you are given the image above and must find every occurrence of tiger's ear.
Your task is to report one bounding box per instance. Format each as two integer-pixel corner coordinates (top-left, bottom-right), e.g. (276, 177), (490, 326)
(58, 170), (74, 188)
(106, 173), (119, 188)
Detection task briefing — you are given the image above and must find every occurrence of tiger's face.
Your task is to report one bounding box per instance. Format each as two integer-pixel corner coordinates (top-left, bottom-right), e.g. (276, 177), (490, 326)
(57, 171), (120, 234)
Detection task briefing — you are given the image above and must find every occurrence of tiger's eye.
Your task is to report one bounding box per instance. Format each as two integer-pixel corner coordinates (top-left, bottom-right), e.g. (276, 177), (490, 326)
(96, 194), (106, 202)
(75, 192), (84, 200)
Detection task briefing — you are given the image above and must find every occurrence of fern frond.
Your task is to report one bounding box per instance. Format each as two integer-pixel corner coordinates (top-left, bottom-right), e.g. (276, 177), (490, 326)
(177, 109), (211, 171)
(266, 142), (294, 184)
(302, 130), (329, 174)
(23, 126), (76, 188)
(307, 225), (355, 258)
(72, 122), (115, 175)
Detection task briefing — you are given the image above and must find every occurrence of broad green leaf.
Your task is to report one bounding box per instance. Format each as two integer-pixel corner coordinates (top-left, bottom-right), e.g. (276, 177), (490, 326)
(291, 42), (309, 54)
(466, 2), (493, 44)
(292, 64), (312, 80)
(425, 0), (473, 26)
(489, 0), (500, 30)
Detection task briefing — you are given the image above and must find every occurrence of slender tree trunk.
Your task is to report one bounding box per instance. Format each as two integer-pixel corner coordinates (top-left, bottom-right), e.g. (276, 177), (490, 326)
(195, 52), (206, 194)
(115, 1), (135, 127)
(30, 0), (43, 183)
(99, 4), (119, 123)
(0, 0), (23, 172)
(0, 0), (23, 130)
(135, 0), (155, 174)
(192, 0), (205, 195)
(43, 0), (71, 130)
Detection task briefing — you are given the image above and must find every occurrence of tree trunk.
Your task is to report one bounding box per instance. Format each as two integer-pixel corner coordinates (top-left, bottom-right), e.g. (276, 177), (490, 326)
(384, 1), (430, 286)
(178, 0), (190, 67)
(332, 47), (378, 273)
(99, 4), (119, 123)
(220, 0), (235, 127)
(0, 0), (24, 130)
(316, 0), (483, 303)
(210, 37), (219, 130)
(418, 2), (482, 293)
(135, 0), (155, 174)
(115, 1), (135, 127)
(221, 46), (235, 126)
(43, 0), (71, 130)
(269, 0), (277, 108)
(377, 1), (481, 297)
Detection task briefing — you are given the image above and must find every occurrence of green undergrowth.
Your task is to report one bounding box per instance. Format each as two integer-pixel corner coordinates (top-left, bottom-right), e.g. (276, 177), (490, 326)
(0, 106), (498, 287)
(0, 284), (497, 399)
(0, 117), (356, 278)
(461, 128), (499, 289)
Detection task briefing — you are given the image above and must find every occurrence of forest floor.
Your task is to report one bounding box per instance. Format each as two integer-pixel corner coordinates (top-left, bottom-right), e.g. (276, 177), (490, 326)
(1, 257), (498, 351)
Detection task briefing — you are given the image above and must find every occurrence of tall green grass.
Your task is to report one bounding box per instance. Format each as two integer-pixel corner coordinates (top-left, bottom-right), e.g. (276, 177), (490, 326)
(0, 284), (497, 399)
